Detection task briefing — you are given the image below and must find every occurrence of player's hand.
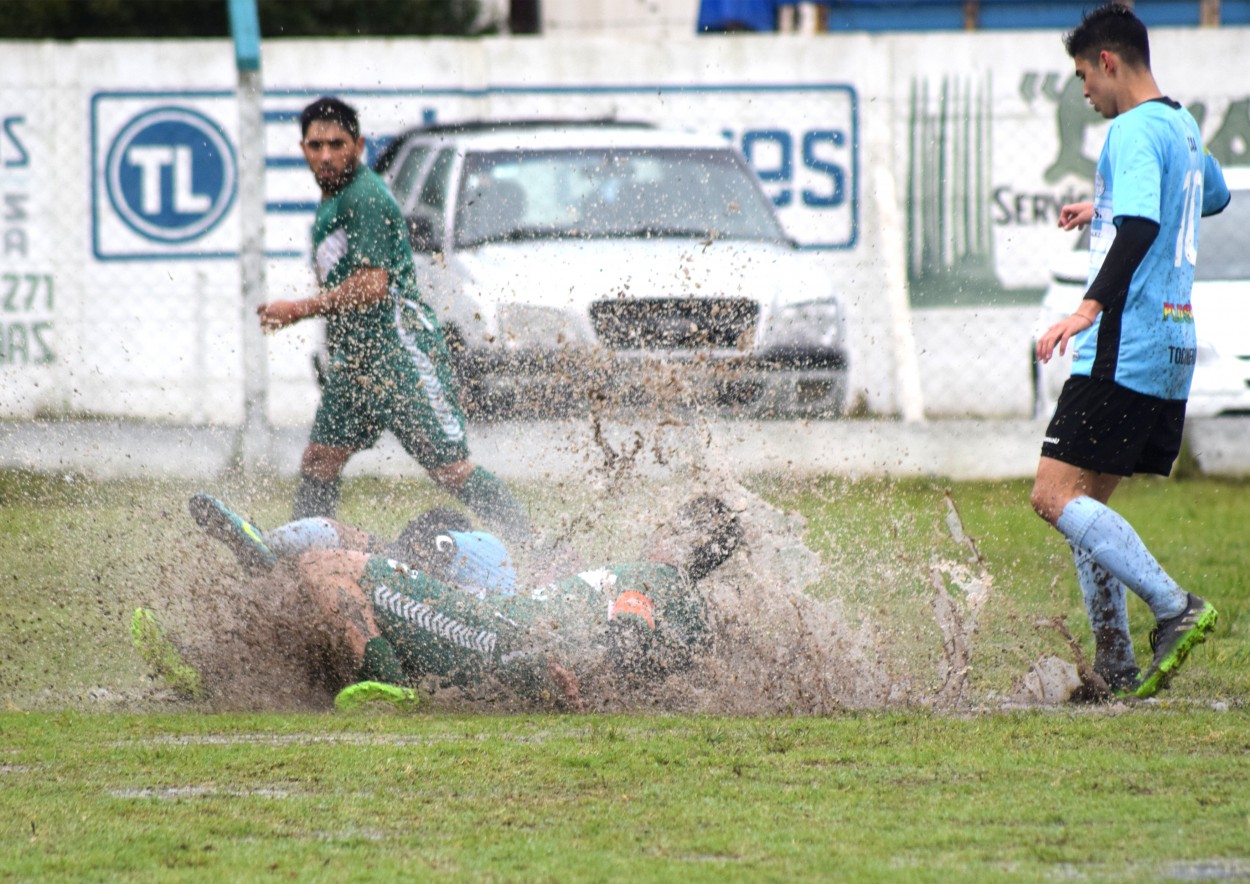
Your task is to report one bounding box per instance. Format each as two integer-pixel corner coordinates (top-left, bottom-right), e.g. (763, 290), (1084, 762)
(1035, 314), (1093, 364)
(1057, 201), (1095, 231)
(257, 300), (306, 332)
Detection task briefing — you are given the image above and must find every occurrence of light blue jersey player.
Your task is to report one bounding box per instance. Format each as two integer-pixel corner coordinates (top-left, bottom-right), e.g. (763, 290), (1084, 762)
(1074, 100), (1230, 400)
(1033, 4), (1226, 704)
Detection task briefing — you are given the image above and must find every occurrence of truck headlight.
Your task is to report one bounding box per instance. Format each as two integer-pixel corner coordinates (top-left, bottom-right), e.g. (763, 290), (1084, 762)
(496, 304), (592, 351)
(767, 300), (843, 349)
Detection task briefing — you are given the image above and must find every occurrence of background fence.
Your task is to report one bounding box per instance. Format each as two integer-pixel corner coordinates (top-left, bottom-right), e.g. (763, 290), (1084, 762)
(1, 28), (1247, 427)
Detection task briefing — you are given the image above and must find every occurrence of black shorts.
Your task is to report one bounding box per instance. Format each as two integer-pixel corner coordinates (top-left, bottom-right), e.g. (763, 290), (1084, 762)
(1040, 375), (1186, 477)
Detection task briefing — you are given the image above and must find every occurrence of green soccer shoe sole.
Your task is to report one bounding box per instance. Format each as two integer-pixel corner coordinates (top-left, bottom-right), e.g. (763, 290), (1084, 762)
(130, 607), (203, 699)
(334, 681), (419, 712)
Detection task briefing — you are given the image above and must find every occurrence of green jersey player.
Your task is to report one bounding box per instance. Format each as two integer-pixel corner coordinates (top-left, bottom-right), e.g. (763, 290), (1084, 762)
(188, 492), (518, 595)
(190, 493), (742, 710)
(256, 97), (529, 544)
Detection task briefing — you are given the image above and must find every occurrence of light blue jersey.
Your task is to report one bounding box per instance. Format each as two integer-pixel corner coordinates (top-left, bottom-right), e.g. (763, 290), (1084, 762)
(1072, 99), (1224, 400)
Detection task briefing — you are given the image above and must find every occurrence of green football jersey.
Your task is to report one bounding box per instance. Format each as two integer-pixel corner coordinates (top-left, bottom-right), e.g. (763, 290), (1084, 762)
(310, 165), (423, 361)
(362, 558), (708, 691)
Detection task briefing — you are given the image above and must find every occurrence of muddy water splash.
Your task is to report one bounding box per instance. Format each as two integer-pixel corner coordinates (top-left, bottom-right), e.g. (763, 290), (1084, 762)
(168, 413), (1057, 713)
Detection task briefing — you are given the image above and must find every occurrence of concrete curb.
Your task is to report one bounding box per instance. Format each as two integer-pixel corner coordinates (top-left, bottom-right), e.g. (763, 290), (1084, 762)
(1, 417), (1245, 482)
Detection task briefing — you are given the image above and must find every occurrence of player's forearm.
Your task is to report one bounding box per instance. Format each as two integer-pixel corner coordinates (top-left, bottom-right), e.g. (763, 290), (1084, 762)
(1202, 152), (1230, 217)
(259, 267), (390, 331)
(1073, 299), (1102, 326)
(310, 267), (390, 317)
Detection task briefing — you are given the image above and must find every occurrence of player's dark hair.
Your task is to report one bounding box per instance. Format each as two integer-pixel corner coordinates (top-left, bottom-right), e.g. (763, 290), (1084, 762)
(676, 495), (743, 581)
(389, 507), (473, 570)
(1064, 3), (1150, 69)
(300, 96), (361, 140)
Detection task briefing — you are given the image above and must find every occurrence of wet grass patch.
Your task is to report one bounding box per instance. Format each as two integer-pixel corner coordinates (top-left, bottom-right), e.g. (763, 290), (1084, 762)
(2, 710), (1248, 878)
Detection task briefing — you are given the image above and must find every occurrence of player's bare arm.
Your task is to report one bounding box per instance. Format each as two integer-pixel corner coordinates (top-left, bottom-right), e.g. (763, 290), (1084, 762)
(1057, 201), (1095, 231)
(1036, 299), (1101, 364)
(257, 266), (390, 332)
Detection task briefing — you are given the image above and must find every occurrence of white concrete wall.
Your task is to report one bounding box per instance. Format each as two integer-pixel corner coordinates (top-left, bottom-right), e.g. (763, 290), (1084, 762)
(539, 0), (697, 36)
(1, 30), (1246, 425)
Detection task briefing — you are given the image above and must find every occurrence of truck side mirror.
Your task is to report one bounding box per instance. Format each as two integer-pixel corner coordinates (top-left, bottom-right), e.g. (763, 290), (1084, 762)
(407, 212), (443, 252)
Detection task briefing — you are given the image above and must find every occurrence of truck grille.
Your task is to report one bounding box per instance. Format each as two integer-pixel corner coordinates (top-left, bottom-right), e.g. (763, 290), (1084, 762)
(590, 297), (758, 350)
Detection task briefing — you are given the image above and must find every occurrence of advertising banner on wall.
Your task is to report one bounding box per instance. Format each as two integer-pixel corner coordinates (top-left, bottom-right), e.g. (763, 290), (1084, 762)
(0, 47), (61, 418)
(87, 73), (864, 261)
(888, 29), (1250, 302)
(92, 96), (241, 260)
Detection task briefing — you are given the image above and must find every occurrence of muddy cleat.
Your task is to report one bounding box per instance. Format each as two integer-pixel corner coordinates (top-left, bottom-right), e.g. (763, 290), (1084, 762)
(1134, 593), (1218, 699)
(130, 608), (203, 699)
(1093, 659), (1142, 698)
(1107, 670), (1143, 700)
(1091, 626), (1139, 699)
(334, 681), (419, 712)
(188, 493), (277, 573)
(1069, 665), (1141, 704)
(1111, 685), (1140, 700)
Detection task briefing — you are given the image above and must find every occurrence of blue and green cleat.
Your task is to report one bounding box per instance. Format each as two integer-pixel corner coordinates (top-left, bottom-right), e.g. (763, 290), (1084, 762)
(130, 607), (203, 699)
(334, 681), (419, 712)
(1134, 593), (1218, 700)
(188, 493), (277, 573)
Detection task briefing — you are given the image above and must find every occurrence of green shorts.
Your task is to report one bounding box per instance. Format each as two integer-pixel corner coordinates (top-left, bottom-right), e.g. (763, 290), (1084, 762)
(311, 303), (470, 469)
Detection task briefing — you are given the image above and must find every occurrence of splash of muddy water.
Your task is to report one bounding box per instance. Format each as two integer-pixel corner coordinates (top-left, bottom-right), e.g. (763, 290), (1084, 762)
(167, 413), (1071, 712)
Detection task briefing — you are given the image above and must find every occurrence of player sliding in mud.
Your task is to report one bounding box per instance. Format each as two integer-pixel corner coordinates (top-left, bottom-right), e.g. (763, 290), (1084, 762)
(185, 493), (742, 711)
(188, 494), (519, 597)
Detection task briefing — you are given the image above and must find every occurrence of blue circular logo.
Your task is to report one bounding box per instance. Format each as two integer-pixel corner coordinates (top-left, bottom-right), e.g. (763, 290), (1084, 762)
(106, 106), (237, 244)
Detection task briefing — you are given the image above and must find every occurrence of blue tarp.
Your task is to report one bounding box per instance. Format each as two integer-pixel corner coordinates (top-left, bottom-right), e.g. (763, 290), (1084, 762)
(699, 1), (1250, 34)
(697, 0), (780, 32)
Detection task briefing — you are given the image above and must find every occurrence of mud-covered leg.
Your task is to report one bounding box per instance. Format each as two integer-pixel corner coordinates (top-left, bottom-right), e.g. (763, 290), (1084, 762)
(1072, 544), (1139, 694)
(297, 550), (415, 710)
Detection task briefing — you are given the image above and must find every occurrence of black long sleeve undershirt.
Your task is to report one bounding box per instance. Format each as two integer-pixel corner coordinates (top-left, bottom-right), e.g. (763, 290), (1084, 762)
(1083, 215), (1160, 315)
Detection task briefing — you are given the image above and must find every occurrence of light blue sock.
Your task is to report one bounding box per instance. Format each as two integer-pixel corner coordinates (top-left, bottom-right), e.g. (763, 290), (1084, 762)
(1057, 496), (1187, 622)
(264, 517), (342, 558)
(1069, 543), (1136, 676)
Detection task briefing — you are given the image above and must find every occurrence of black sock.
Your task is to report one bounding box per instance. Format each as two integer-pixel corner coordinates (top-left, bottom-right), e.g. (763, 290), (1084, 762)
(453, 467), (532, 545)
(293, 474), (340, 520)
(357, 636), (404, 685)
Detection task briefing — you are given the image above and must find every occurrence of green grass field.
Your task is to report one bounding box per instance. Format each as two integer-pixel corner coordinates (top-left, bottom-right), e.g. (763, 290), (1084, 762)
(4, 710), (1249, 879)
(2, 469), (1248, 878)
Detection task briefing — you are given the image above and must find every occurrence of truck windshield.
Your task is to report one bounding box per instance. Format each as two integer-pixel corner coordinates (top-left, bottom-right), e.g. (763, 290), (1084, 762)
(455, 147), (790, 248)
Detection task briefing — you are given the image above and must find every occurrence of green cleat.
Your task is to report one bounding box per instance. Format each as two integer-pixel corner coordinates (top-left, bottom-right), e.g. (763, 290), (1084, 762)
(334, 681), (419, 712)
(1134, 593), (1218, 700)
(130, 607), (203, 699)
(188, 493), (277, 573)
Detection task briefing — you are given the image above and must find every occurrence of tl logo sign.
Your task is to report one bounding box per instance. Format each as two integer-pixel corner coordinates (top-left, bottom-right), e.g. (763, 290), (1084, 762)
(104, 106), (236, 244)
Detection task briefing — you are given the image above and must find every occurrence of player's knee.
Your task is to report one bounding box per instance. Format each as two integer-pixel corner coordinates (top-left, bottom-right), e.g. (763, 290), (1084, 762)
(428, 459), (474, 490)
(296, 549), (368, 591)
(1029, 483), (1062, 525)
(295, 549), (334, 587)
(300, 444), (351, 481)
